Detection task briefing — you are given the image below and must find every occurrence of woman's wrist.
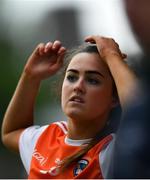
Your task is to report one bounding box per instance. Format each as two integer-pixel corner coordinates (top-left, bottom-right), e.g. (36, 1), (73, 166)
(101, 51), (123, 65)
(22, 70), (41, 88)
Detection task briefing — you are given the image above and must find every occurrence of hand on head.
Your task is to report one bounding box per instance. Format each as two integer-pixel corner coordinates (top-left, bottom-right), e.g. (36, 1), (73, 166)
(24, 36), (127, 82)
(85, 35), (127, 61)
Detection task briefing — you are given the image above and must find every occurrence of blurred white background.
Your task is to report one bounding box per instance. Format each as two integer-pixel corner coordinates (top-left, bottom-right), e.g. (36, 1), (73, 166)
(2, 0), (141, 54)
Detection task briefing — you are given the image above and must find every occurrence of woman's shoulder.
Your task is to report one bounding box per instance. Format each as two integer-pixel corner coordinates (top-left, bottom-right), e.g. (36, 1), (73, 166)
(20, 121), (68, 141)
(49, 121), (68, 134)
(18, 121), (67, 173)
(99, 133), (116, 178)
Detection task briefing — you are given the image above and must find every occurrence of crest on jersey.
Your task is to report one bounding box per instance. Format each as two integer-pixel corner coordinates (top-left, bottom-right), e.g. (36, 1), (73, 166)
(73, 159), (89, 176)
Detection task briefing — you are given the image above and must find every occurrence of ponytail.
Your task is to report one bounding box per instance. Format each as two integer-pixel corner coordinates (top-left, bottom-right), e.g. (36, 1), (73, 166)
(60, 126), (109, 172)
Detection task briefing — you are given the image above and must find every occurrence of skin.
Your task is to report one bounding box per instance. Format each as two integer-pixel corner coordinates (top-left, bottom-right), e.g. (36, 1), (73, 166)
(1, 40), (66, 152)
(1, 36), (140, 153)
(61, 52), (116, 139)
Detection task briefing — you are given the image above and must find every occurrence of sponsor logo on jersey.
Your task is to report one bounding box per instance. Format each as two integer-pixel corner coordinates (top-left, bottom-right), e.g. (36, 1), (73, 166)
(32, 149), (48, 166)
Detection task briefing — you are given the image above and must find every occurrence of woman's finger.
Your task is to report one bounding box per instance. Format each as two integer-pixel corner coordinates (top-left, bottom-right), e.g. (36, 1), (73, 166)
(52, 40), (62, 51)
(57, 46), (67, 55)
(84, 36), (96, 44)
(44, 42), (53, 53)
(37, 43), (45, 56)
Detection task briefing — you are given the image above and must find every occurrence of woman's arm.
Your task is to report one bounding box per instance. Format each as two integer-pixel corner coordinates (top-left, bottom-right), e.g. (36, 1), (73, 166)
(85, 35), (141, 109)
(1, 41), (66, 152)
(85, 35), (147, 179)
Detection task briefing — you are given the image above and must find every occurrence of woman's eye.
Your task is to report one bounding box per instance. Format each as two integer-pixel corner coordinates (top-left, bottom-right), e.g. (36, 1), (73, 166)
(87, 78), (101, 85)
(66, 75), (78, 82)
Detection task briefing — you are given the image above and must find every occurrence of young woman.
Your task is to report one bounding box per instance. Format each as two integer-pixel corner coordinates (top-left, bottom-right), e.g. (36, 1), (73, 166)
(1, 35), (140, 178)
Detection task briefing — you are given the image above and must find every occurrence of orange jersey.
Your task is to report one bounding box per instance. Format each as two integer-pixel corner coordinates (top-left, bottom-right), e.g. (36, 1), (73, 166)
(19, 121), (115, 179)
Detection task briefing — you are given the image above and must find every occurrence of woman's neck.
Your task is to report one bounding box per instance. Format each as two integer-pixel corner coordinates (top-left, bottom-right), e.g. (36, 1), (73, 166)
(67, 115), (108, 140)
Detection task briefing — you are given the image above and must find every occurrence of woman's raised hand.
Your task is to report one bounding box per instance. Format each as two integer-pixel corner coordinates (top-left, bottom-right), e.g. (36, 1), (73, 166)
(24, 40), (66, 81)
(85, 35), (127, 62)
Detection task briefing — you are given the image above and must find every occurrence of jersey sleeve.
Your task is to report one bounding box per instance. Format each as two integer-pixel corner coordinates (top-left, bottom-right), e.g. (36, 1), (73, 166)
(19, 125), (48, 174)
(99, 134), (116, 178)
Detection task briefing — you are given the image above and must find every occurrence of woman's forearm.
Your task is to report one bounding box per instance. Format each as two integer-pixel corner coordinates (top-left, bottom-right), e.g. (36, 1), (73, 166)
(1, 40), (66, 152)
(105, 54), (141, 109)
(2, 71), (41, 143)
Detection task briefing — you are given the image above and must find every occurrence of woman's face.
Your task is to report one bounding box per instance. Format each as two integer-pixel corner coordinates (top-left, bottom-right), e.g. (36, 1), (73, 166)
(61, 52), (115, 123)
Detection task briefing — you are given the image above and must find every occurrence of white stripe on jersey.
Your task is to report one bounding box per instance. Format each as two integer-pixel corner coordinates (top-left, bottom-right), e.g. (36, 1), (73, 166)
(54, 121), (68, 134)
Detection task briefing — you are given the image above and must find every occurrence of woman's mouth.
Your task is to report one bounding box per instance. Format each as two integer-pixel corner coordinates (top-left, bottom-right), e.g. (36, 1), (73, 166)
(69, 95), (85, 104)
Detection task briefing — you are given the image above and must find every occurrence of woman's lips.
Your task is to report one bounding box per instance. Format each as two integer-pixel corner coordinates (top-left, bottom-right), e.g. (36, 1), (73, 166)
(69, 95), (85, 103)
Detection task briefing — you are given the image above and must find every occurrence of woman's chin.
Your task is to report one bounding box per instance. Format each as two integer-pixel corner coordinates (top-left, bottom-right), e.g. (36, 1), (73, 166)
(65, 109), (85, 120)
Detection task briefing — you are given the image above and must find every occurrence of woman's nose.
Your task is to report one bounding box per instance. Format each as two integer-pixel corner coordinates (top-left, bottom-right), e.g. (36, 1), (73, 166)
(73, 78), (86, 94)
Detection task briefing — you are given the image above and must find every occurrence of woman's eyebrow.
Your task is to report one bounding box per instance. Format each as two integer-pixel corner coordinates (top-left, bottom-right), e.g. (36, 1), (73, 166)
(67, 69), (104, 77)
(86, 70), (104, 78)
(67, 69), (78, 73)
